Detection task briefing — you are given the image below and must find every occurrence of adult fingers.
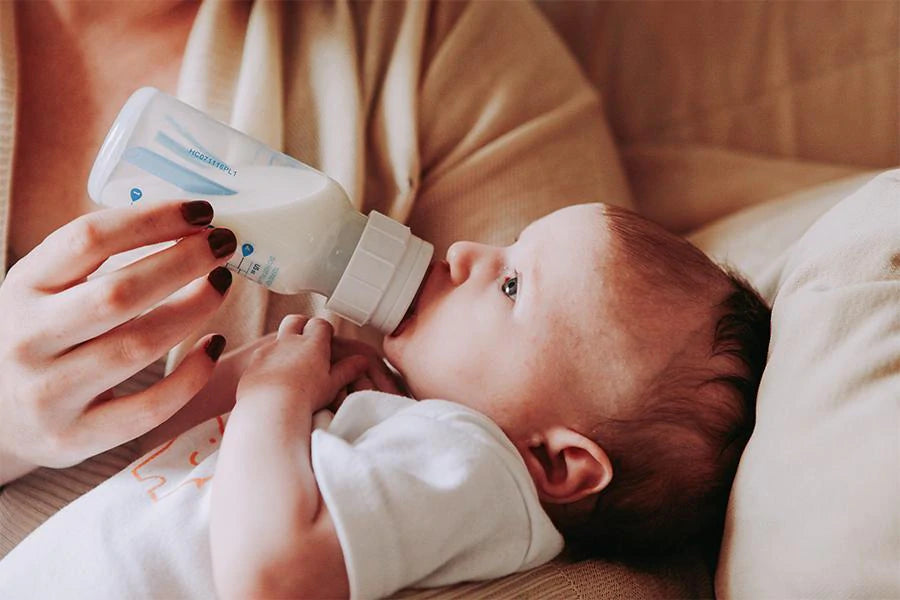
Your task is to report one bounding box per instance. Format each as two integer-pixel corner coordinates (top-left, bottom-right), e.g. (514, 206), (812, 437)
(74, 334), (227, 457)
(15, 200), (215, 291)
(55, 273), (231, 401)
(48, 229), (235, 350)
(277, 315), (310, 340)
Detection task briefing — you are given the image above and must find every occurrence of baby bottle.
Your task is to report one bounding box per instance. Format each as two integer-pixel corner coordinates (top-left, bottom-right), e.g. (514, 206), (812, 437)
(88, 87), (433, 335)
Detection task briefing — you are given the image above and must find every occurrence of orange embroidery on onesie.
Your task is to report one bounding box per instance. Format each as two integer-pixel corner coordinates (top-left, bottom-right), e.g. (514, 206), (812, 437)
(131, 416), (226, 503)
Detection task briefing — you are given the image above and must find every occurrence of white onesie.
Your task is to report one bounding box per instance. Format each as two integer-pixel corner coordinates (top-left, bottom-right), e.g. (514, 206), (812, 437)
(0, 391), (563, 599)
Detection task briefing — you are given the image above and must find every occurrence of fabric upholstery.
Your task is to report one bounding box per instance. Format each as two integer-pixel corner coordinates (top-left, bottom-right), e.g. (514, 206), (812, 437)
(687, 171), (878, 288)
(537, 1), (900, 169)
(707, 170), (900, 599)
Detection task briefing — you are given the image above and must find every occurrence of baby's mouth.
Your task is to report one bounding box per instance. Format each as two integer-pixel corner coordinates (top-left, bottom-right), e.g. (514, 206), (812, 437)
(390, 261), (434, 337)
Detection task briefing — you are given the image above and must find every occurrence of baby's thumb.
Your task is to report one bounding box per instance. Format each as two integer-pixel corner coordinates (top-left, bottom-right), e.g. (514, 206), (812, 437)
(331, 355), (371, 390)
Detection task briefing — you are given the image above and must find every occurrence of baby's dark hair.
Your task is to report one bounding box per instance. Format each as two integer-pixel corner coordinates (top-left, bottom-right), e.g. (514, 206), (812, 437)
(561, 205), (771, 559)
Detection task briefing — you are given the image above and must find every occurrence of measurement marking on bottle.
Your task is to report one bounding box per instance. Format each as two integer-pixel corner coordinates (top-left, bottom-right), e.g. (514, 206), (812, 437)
(237, 243), (254, 273)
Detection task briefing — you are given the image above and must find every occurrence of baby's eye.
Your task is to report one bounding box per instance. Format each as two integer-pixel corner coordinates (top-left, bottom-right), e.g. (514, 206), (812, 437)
(501, 272), (519, 302)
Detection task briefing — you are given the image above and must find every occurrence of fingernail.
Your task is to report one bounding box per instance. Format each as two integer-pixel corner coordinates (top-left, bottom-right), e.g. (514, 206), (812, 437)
(207, 266), (232, 295)
(181, 201), (214, 226)
(207, 228), (237, 258)
(205, 334), (227, 361)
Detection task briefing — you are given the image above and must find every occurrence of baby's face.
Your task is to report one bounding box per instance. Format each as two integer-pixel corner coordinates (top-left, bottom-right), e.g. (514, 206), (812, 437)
(382, 203), (689, 441)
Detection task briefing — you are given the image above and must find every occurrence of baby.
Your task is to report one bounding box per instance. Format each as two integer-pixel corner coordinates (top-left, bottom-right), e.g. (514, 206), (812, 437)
(389, 201), (771, 558)
(0, 203), (770, 600)
(212, 202), (771, 597)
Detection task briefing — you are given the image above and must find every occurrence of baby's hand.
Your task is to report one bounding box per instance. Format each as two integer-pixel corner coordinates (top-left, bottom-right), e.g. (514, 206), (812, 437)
(331, 336), (409, 399)
(236, 316), (368, 413)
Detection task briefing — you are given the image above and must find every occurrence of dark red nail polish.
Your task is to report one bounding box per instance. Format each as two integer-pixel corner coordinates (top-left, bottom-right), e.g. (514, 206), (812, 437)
(207, 267), (232, 295)
(181, 201), (214, 226)
(205, 334), (226, 361)
(207, 228), (237, 258)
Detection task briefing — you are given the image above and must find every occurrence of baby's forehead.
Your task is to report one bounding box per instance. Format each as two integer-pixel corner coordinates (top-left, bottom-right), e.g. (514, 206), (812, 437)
(529, 202), (721, 319)
(533, 204), (671, 271)
(520, 205), (732, 410)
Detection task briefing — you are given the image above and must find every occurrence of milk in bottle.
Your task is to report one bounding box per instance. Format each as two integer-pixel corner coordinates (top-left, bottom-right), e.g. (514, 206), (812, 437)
(88, 88), (433, 334)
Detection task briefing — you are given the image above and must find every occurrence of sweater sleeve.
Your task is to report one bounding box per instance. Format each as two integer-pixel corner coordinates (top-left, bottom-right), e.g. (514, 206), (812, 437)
(311, 394), (564, 600)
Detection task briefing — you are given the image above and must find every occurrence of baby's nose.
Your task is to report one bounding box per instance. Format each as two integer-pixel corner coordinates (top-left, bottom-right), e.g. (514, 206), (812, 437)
(446, 241), (478, 284)
(445, 241), (466, 263)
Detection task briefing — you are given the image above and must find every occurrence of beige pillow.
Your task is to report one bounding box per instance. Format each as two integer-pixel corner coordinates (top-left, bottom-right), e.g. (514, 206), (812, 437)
(687, 172), (878, 296)
(704, 170), (900, 598)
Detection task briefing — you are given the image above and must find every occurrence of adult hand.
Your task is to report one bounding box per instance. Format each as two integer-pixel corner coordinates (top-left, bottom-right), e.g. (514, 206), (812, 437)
(0, 200), (236, 483)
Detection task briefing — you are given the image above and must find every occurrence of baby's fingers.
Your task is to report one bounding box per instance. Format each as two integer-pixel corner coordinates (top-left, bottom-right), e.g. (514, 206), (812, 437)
(330, 355), (371, 392)
(331, 336), (381, 361)
(366, 361), (403, 395)
(349, 375), (376, 393)
(277, 314), (309, 339)
(330, 336), (400, 394)
(302, 317), (334, 345)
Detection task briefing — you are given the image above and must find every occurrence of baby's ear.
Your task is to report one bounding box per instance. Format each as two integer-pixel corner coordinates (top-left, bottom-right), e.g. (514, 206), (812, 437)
(520, 427), (612, 505)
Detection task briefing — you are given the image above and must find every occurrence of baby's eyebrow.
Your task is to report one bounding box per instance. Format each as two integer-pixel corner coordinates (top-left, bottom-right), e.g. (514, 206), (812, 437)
(516, 222), (536, 244)
(513, 228), (541, 309)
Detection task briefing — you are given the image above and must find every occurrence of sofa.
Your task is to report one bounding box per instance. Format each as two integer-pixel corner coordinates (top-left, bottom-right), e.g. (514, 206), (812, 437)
(1, 2), (897, 598)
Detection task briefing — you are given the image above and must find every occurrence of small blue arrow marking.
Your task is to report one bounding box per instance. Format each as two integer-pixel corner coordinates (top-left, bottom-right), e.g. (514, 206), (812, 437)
(130, 188), (143, 202)
(241, 243), (254, 257)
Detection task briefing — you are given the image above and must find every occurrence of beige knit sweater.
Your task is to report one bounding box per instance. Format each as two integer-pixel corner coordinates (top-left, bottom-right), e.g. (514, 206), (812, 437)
(0, 2), (693, 596)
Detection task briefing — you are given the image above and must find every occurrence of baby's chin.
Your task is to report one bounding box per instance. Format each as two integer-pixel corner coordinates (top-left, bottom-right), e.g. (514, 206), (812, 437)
(382, 337), (428, 400)
(381, 336), (407, 379)
(381, 331), (401, 364)
(382, 312), (420, 359)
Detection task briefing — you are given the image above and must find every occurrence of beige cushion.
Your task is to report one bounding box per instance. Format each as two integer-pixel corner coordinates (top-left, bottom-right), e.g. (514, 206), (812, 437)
(687, 171), (878, 294)
(695, 170), (899, 599)
(537, 1), (900, 169)
(393, 549), (713, 600)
